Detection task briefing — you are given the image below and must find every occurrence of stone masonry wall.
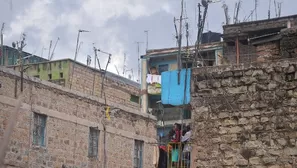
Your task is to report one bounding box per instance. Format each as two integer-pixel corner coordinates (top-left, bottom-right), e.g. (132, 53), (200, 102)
(67, 61), (140, 110)
(191, 59), (297, 168)
(0, 67), (156, 168)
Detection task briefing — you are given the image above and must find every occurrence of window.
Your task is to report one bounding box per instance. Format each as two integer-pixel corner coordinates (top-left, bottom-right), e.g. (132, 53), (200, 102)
(130, 95), (140, 103)
(60, 72), (63, 78)
(134, 140), (144, 168)
(88, 127), (99, 158)
(34, 75), (40, 79)
(33, 113), (47, 147)
(48, 74), (52, 80)
(158, 64), (169, 74)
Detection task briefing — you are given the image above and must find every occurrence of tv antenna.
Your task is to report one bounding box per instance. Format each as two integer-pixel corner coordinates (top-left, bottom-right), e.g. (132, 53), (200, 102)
(122, 53), (126, 75)
(47, 40), (52, 60)
(254, 0), (258, 20)
(135, 41), (143, 83)
(268, 0), (271, 19)
(222, 2), (230, 25)
(114, 65), (120, 75)
(49, 37), (60, 60)
(144, 30), (149, 51)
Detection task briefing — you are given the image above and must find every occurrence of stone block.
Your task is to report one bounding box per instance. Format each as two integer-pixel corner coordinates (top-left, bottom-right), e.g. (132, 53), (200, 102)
(262, 156), (277, 164)
(249, 157), (261, 165)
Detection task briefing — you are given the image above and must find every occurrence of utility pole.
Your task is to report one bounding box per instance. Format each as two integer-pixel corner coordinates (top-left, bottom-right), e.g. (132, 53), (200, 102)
(144, 30), (149, 51)
(176, 0), (185, 85)
(135, 42), (143, 83)
(12, 34), (26, 92)
(1, 23), (4, 66)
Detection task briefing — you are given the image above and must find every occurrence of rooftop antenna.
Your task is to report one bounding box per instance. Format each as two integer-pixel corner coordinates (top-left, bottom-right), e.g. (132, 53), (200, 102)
(173, 17), (179, 46)
(93, 46), (101, 70)
(144, 30), (149, 51)
(234, 0), (241, 24)
(97, 49), (112, 97)
(254, 0), (258, 20)
(135, 41), (143, 83)
(77, 42), (83, 55)
(49, 37), (60, 60)
(222, 2), (230, 25)
(114, 65), (120, 75)
(41, 47), (46, 58)
(268, 0), (271, 19)
(122, 53), (126, 75)
(74, 29), (90, 61)
(1, 23), (4, 64)
(277, 1), (282, 18)
(274, 0), (277, 17)
(87, 55), (91, 66)
(47, 40), (52, 60)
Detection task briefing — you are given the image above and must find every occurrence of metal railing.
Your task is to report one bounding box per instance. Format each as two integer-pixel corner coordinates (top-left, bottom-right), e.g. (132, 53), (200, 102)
(167, 142), (191, 168)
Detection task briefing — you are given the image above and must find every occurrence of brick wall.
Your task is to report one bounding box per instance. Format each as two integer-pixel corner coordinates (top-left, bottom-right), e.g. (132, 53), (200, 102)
(191, 60), (297, 167)
(0, 67), (156, 168)
(223, 42), (257, 64)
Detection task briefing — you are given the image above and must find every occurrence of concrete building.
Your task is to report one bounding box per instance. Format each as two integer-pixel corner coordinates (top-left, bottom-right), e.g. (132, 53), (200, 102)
(0, 66), (157, 168)
(223, 14), (297, 64)
(7, 59), (141, 110)
(141, 42), (223, 141)
(0, 45), (47, 66)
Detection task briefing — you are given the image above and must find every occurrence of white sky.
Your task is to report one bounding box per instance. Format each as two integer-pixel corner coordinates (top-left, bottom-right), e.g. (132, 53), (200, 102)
(0, 0), (296, 81)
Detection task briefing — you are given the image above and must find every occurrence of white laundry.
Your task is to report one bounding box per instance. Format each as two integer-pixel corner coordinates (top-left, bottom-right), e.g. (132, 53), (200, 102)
(147, 74), (161, 84)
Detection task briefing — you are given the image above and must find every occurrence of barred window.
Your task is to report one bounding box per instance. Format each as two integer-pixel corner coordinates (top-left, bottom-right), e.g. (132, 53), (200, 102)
(33, 113), (47, 147)
(134, 140), (144, 168)
(88, 127), (99, 157)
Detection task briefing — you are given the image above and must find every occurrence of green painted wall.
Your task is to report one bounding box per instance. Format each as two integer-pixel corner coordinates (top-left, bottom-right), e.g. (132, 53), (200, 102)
(14, 60), (71, 86)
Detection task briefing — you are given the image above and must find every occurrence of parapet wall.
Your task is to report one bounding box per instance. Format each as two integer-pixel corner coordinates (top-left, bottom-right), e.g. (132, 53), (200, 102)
(191, 59), (297, 167)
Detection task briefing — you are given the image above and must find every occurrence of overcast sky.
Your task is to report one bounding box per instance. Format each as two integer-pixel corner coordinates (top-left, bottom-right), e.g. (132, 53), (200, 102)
(0, 0), (296, 81)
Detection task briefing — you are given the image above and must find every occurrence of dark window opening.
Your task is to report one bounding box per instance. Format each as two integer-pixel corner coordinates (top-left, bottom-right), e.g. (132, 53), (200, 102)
(33, 113), (47, 147)
(226, 41), (235, 46)
(130, 95), (140, 104)
(88, 127), (99, 158)
(48, 74), (52, 80)
(34, 75), (40, 79)
(134, 140), (144, 168)
(158, 64), (169, 74)
(60, 72), (63, 78)
(182, 62), (193, 68)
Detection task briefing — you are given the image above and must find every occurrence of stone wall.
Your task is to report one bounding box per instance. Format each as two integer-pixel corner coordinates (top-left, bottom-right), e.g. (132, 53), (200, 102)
(0, 67), (156, 168)
(191, 59), (297, 167)
(280, 27), (297, 58)
(68, 60), (141, 110)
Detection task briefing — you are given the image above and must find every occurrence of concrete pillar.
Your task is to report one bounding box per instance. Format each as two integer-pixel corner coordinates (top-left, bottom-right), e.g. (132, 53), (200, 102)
(141, 58), (148, 113)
